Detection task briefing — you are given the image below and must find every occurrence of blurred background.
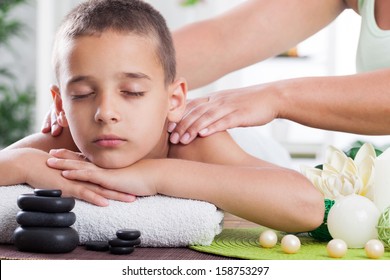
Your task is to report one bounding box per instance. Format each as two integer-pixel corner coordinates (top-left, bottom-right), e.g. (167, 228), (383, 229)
(1, 0), (389, 167)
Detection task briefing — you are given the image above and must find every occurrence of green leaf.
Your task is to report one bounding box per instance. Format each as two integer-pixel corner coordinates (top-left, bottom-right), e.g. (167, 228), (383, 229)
(344, 142), (383, 159)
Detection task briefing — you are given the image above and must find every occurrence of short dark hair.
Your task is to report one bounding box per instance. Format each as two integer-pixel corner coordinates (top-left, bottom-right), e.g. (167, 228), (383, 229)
(52, 0), (176, 85)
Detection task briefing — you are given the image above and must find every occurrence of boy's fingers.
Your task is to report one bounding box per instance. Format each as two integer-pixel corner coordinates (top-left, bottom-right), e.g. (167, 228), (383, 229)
(49, 149), (86, 161)
(64, 172), (136, 203)
(71, 186), (109, 207)
(96, 187), (136, 203)
(62, 169), (111, 190)
(47, 157), (90, 170)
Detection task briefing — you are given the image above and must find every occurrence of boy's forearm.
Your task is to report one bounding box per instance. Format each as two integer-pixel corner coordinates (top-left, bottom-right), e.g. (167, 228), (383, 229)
(0, 149), (28, 185)
(149, 159), (323, 232)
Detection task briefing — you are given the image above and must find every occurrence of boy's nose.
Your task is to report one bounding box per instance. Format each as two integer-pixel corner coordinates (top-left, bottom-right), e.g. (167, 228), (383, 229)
(94, 96), (121, 124)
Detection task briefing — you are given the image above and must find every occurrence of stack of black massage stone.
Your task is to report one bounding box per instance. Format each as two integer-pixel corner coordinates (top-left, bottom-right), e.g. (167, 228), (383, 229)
(13, 189), (79, 253)
(85, 229), (141, 255)
(110, 229), (141, 255)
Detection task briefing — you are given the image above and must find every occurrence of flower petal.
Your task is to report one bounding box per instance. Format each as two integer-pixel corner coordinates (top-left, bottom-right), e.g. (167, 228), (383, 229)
(354, 143), (376, 166)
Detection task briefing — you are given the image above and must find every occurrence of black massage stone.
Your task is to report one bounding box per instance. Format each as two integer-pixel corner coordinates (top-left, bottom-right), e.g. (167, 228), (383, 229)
(13, 226), (79, 253)
(109, 246), (135, 255)
(34, 189), (62, 197)
(109, 237), (141, 247)
(16, 211), (76, 227)
(116, 229), (141, 240)
(17, 194), (75, 213)
(85, 241), (109, 252)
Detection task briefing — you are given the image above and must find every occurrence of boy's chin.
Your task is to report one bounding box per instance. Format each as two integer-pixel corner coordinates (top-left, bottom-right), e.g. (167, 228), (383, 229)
(90, 156), (138, 169)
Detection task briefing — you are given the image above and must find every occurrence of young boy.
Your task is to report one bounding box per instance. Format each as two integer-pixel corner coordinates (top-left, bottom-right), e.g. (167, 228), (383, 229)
(0, 0), (324, 233)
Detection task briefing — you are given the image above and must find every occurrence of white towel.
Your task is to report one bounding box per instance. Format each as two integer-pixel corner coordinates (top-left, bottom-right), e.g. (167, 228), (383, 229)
(0, 185), (223, 247)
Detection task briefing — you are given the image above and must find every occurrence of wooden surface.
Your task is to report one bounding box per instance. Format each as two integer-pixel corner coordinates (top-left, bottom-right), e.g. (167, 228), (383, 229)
(223, 213), (259, 229)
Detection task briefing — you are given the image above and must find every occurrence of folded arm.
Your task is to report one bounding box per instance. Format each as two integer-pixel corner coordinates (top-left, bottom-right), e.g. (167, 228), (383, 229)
(48, 132), (325, 232)
(0, 131), (135, 205)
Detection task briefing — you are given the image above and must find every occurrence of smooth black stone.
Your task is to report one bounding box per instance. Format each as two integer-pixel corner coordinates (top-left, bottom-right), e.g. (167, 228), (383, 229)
(34, 189), (62, 197)
(13, 226), (79, 253)
(116, 229), (141, 240)
(109, 237), (141, 247)
(109, 246), (135, 255)
(16, 211), (76, 227)
(17, 194), (75, 213)
(85, 241), (109, 252)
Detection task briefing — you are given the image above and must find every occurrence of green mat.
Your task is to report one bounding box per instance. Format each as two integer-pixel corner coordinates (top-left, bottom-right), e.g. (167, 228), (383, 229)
(189, 227), (390, 260)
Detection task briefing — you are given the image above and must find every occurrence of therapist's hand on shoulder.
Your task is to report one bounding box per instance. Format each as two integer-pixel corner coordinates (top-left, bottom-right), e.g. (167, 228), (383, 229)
(41, 104), (63, 137)
(168, 85), (281, 145)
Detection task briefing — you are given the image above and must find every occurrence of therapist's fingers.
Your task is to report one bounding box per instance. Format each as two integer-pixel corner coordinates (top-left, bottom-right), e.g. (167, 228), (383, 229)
(169, 98), (211, 143)
(41, 105), (62, 136)
(41, 108), (52, 133)
(170, 96), (237, 144)
(169, 97), (210, 143)
(184, 97), (210, 116)
(50, 108), (64, 137)
(167, 98), (206, 134)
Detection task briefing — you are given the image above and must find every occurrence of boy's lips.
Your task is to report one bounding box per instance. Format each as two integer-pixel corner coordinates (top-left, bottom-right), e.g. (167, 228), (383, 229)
(93, 135), (127, 147)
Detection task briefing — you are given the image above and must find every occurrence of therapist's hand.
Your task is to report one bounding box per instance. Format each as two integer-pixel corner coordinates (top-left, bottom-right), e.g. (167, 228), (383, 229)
(41, 104), (63, 137)
(168, 85), (280, 144)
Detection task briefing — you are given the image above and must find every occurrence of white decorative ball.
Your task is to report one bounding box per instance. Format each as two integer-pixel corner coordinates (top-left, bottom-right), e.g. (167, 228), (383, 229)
(259, 230), (278, 248)
(326, 239), (348, 258)
(281, 234), (300, 254)
(364, 239), (385, 259)
(327, 194), (380, 248)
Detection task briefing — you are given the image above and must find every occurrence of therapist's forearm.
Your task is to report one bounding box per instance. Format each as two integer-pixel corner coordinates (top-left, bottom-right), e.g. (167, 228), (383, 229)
(276, 68), (390, 134)
(173, 0), (345, 89)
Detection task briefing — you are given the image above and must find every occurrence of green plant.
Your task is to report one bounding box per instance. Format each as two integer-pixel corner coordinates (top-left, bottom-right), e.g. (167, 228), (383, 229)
(0, 0), (26, 46)
(0, 85), (34, 146)
(0, 0), (35, 147)
(180, 0), (203, 7)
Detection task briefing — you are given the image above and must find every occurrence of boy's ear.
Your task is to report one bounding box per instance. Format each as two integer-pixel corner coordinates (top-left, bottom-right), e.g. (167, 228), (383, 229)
(167, 77), (187, 122)
(50, 85), (69, 127)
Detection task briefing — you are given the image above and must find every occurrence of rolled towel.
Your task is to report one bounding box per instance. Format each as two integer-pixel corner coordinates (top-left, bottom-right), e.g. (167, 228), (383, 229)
(0, 185), (223, 247)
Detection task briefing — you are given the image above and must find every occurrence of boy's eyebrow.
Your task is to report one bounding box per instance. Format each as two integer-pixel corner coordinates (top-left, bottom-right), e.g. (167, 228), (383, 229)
(67, 72), (151, 85)
(122, 72), (152, 80)
(67, 75), (91, 85)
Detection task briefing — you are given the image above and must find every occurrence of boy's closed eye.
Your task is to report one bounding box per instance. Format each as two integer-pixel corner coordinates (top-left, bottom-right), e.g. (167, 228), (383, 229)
(69, 90), (145, 100)
(71, 92), (95, 100)
(121, 91), (145, 97)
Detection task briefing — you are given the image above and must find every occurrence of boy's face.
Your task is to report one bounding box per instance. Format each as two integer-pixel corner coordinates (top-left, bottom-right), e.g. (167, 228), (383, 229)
(53, 31), (185, 168)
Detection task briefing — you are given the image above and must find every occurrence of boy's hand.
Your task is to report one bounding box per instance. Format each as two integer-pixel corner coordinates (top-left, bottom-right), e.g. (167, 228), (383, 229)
(47, 149), (157, 197)
(21, 148), (135, 206)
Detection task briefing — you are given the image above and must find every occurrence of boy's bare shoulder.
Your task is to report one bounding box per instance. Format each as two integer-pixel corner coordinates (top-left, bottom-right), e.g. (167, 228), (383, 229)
(169, 131), (273, 167)
(5, 128), (78, 152)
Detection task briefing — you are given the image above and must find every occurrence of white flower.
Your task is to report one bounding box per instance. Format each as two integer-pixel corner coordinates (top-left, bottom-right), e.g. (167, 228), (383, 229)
(301, 143), (376, 200)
